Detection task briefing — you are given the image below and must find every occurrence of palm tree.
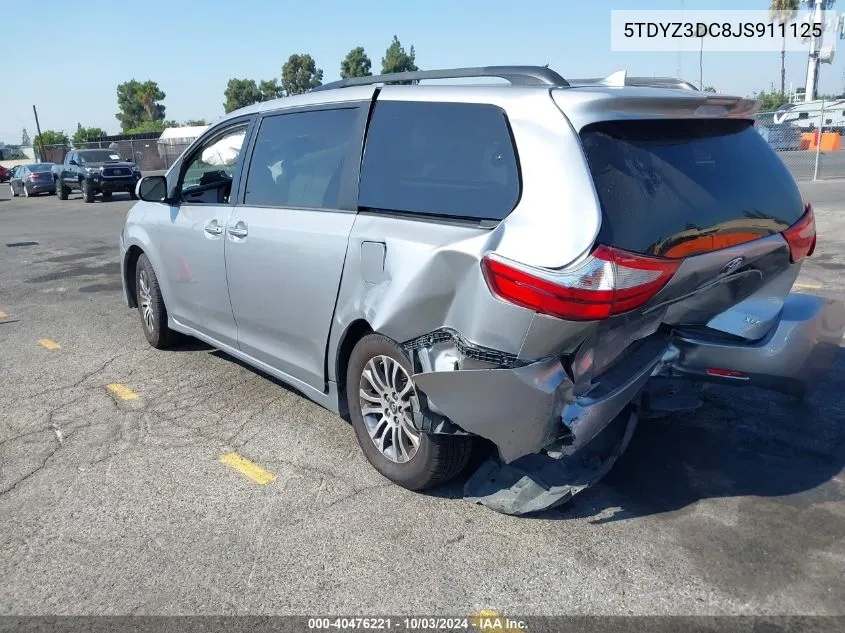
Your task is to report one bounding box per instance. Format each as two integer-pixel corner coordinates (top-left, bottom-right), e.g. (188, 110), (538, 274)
(769, 0), (801, 94)
(140, 93), (156, 120)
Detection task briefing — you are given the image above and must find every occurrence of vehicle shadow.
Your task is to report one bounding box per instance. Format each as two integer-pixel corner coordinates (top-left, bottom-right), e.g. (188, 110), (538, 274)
(168, 338), (214, 353)
(426, 348), (845, 520)
(537, 347), (845, 522)
(180, 335), (845, 522)
(208, 349), (306, 399)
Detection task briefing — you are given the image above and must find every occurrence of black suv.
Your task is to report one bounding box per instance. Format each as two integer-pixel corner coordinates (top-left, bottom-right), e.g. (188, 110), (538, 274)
(53, 149), (142, 202)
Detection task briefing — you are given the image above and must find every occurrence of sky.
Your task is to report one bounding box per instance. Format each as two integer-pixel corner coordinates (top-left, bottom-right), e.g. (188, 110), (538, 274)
(3, 0), (845, 144)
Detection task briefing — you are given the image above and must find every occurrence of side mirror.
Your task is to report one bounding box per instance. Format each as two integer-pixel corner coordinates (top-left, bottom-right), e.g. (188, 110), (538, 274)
(137, 175), (169, 203)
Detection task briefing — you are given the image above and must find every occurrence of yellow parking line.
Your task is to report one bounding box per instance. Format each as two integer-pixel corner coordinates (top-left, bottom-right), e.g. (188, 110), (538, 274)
(219, 452), (277, 485)
(37, 339), (61, 350)
(106, 383), (138, 400)
(795, 282), (823, 290)
(0, 311), (7, 319)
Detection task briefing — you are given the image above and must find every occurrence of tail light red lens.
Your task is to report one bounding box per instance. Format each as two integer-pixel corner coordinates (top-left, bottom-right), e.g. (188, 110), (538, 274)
(27, 174), (37, 181)
(782, 204), (816, 263)
(481, 245), (680, 321)
(706, 368), (748, 379)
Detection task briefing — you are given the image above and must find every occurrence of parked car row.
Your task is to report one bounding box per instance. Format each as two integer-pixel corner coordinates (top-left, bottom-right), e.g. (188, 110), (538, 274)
(5, 150), (144, 202)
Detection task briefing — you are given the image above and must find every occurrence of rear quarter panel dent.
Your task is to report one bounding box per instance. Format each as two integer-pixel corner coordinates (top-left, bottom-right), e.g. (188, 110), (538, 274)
(328, 214), (537, 380)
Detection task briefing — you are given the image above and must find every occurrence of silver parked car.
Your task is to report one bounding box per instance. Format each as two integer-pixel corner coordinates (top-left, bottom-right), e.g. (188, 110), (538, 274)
(120, 66), (845, 515)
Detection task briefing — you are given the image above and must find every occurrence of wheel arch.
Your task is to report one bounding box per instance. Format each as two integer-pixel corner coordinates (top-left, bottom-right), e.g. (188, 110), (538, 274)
(123, 245), (145, 308)
(333, 318), (373, 420)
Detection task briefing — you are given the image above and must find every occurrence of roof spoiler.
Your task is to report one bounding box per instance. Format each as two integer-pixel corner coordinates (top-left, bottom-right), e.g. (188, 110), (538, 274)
(568, 71), (700, 91)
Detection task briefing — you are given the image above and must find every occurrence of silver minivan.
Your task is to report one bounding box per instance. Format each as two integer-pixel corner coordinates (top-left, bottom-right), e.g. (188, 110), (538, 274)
(121, 66), (844, 514)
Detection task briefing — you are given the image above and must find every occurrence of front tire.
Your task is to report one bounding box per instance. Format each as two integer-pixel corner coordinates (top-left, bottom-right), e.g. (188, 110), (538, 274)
(346, 334), (472, 491)
(82, 179), (95, 203)
(135, 254), (178, 349)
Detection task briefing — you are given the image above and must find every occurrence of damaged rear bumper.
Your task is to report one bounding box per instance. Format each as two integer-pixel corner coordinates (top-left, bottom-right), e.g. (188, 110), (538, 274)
(412, 333), (669, 463)
(655, 293), (845, 398)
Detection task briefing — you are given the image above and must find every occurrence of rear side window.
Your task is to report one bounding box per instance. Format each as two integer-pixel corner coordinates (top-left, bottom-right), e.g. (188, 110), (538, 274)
(581, 119), (804, 257)
(244, 108), (359, 209)
(359, 101), (520, 220)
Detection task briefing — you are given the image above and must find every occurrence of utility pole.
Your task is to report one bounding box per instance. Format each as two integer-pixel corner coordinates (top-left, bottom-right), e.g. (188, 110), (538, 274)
(32, 105), (47, 162)
(804, 0), (825, 102)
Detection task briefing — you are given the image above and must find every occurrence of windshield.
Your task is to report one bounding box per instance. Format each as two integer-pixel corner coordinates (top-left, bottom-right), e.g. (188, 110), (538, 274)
(77, 150), (124, 164)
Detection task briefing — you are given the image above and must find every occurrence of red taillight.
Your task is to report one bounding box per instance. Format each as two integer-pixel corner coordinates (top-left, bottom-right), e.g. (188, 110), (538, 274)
(706, 368), (748, 379)
(481, 245), (680, 321)
(27, 174), (37, 181)
(782, 204), (816, 263)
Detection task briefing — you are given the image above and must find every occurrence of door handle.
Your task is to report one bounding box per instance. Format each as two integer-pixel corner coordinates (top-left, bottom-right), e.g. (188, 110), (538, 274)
(227, 221), (248, 239)
(204, 220), (223, 236)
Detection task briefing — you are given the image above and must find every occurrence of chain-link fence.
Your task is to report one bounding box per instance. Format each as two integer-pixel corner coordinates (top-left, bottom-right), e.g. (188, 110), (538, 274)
(36, 137), (193, 173)
(755, 102), (845, 181)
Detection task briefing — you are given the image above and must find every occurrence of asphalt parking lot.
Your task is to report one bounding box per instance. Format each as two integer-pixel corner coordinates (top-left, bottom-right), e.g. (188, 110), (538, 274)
(0, 182), (843, 616)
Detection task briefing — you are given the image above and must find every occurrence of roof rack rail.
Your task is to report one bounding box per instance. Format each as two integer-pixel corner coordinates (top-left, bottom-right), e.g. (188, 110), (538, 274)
(311, 65), (570, 92)
(568, 75), (699, 91)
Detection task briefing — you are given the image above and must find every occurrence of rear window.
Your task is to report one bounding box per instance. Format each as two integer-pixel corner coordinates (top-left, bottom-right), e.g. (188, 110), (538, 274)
(581, 119), (804, 257)
(29, 164), (52, 172)
(358, 101), (520, 220)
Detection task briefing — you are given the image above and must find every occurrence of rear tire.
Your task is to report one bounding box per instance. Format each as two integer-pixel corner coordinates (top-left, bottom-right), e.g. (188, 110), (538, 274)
(10, 183), (17, 197)
(135, 253), (178, 349)
(23, 186), (30, 198)
(346, 333), (472, 491)
(57, 179), (69, 200)
(82, 179), (94, 203)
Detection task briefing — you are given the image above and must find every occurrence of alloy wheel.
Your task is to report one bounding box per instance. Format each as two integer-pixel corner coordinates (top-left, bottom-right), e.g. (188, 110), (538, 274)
(138, 269), (155, 333)
(358, 355), (421, 463)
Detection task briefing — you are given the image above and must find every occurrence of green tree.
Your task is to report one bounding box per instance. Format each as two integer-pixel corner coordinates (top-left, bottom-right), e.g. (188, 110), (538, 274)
(223, 78), (263, 113)
(755, 89), (790, 111)
(184, 119), (209, 126)
(33, 130), (69, 154)
(769, 0), (800, 94)
(21, 128), (31, 146)
(259, 78), (284, 100)
(123, 119), (172, 135)
(73, 124), (108, 146)
(116, 80), (166, 132)
(703, 86), (717, 93)
(381, 36), (418, 80)
(282, 54), (323, 95)
(340, 46), (372, 79)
